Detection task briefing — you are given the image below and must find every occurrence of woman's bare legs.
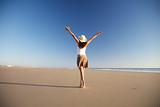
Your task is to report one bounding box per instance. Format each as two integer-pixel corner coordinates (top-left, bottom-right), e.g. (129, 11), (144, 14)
(79, 66), (86, 88)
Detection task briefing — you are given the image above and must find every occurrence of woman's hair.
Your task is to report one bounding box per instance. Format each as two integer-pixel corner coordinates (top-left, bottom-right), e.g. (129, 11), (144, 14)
(78, 41), (87, 48)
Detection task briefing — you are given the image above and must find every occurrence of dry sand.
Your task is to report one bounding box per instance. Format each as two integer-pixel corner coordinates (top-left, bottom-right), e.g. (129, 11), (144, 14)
(0, 67), (160, 107)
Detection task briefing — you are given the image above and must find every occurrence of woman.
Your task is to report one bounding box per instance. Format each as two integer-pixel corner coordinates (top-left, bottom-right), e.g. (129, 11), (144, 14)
(65, 25), (102, 88)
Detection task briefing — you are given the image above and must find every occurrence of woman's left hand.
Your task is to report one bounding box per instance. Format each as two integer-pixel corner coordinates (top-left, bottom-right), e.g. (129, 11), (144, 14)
(65, 25), (71, 31)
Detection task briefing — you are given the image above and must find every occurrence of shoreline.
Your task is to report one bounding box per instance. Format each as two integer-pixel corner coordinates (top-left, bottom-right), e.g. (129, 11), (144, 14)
(1, 66), (160, 73)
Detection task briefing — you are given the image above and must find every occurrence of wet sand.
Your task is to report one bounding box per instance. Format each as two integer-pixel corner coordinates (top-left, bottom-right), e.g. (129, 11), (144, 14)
(0, 67), (160, 107)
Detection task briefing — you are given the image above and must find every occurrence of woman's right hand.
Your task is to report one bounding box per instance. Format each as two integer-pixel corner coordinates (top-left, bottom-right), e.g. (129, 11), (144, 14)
(95, 32), (102, 36)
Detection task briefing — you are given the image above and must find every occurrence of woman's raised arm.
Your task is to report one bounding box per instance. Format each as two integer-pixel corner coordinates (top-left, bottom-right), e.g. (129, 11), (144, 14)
(65, 25), (79, 45)
(86, 32), (102, 46)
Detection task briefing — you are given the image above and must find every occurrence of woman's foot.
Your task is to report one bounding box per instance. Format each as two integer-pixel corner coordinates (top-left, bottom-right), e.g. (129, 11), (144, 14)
(80, 80), (83, 88)
(80, 80), (86, 88)
(82, 83), (86, 88)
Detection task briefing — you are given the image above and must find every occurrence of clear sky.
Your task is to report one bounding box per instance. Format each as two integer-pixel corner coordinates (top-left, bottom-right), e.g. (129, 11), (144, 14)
(0, 0), (160, 68)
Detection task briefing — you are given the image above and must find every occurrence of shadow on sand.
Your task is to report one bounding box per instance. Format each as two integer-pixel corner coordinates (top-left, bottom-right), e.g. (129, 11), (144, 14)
(0, 81), (79, 88)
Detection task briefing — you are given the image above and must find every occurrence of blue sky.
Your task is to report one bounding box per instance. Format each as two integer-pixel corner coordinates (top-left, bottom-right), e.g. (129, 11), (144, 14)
(0, 0), (160, 68)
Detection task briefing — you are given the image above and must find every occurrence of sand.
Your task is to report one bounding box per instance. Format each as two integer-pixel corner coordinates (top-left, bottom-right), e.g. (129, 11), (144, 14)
(0, 67), (160, 107)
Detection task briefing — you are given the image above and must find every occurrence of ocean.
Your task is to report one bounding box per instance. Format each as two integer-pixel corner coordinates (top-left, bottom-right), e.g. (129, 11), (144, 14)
(90, 68), (160, 73)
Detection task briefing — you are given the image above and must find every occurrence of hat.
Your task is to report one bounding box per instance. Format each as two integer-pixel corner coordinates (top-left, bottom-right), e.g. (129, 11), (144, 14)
(79, 35), (87, 42)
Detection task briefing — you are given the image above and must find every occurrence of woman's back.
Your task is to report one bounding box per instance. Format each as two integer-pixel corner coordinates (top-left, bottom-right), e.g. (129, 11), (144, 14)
(77, 41), (87, 55)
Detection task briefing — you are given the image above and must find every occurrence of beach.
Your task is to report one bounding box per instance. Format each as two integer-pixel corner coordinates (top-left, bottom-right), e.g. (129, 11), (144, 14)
(0, 67), (160, 107)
